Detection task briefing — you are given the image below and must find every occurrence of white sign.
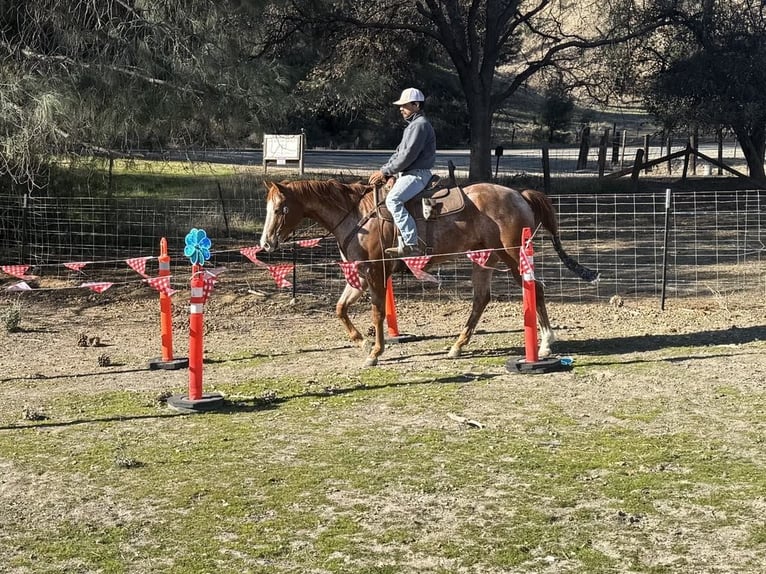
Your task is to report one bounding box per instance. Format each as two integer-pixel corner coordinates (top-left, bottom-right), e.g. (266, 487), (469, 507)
(263, 134), (303, 161)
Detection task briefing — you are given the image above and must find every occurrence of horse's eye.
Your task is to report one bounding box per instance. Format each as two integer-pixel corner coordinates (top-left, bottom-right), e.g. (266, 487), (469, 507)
(282, 206), (289, 214)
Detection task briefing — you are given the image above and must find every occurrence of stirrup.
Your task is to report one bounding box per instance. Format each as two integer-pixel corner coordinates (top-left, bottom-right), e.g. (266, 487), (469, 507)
(384, 244), (423, 258)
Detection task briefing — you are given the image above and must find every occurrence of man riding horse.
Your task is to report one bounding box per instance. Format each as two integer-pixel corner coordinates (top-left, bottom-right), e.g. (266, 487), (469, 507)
(368, 87), (436, 258)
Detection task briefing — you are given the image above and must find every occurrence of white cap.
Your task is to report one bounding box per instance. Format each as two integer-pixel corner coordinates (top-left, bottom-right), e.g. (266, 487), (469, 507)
(393, 87), (425, 105)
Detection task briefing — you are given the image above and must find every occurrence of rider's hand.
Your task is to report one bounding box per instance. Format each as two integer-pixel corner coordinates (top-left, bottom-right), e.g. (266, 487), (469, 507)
(368, 170), (385, 185)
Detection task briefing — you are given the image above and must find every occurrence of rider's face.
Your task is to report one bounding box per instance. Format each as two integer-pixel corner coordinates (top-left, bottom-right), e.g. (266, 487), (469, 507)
(399, 102), (419, 119)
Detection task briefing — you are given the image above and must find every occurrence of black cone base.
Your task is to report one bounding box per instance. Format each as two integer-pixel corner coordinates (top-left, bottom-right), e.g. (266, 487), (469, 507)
(506, 356), (573, 375)
(167, 393), (225, 413)
(148, 357), (189, 370)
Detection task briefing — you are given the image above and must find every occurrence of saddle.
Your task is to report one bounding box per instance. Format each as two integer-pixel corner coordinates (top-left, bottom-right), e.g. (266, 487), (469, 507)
(376, 175), (466, 222)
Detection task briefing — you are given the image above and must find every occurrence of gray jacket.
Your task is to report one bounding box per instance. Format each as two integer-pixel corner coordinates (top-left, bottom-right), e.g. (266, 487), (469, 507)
(380, 112), (436, 176)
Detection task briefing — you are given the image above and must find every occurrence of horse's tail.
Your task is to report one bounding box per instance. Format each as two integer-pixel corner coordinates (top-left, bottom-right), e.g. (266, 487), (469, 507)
(520, 189), (600, 283)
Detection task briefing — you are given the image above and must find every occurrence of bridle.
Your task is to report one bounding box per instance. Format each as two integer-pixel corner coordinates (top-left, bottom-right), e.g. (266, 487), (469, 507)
(270, 184), (379, 258)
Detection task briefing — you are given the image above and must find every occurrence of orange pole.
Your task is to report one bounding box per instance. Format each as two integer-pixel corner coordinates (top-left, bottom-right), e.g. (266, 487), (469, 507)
(385, 276), (400, 337)
(188, 264), (204, 400)
(158, 238), (174, 361)
(521, 227), (539, 363)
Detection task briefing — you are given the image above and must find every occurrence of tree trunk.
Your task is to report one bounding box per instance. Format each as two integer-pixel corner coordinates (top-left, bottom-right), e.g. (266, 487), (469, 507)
(736, 127), (766, 182)
(466, 96), (493, 182)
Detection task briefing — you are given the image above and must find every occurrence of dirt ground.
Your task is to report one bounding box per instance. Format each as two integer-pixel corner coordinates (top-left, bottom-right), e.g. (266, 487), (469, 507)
(1, 276), (764, 399)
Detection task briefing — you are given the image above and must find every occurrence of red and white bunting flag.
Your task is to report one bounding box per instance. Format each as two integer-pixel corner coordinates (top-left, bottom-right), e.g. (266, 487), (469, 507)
(404, 255), (439, 283)
(64, 262), (88, 272)
(80, 281), (113, 294)
(240, 246), (266, 267)
(145, 275), (176, 296)
(1, 265), (30, 279)
(297, 238), (322, 248)
(466, 249), (492, 268)
(125, 257), (150, 277)
(519, 249), (535, 281)
(202, 267), (226, 302)
(267, 263), (293, 288)
(338, 261), (363, 290)
(6, 281), (32, 292)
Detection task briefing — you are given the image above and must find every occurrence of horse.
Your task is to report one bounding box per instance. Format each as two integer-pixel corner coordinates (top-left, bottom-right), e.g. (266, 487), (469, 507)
(259, 179), (597, 366)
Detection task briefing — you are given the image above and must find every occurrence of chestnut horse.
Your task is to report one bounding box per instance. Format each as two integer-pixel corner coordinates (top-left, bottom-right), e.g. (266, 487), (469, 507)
(259, 179), (597, 366)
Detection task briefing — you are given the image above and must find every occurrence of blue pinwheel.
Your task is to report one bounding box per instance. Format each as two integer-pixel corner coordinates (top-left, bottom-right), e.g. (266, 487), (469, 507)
(184, 228), (212, 266)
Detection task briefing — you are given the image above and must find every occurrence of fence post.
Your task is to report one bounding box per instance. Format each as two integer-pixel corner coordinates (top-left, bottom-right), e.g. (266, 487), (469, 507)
(643, 134), (651, 173)
(542, 145), (551, 194)
(631, 148), (644, 193)
(611, 129), (620, 165)
(598, 129), (609, 178)
(660, 188), (673, 311)
(666, 133), (673, 175)
(576, 126), (590, 170)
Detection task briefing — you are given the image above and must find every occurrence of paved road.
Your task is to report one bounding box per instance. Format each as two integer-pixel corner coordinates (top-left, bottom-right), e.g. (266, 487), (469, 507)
(139, 143), (735, 178)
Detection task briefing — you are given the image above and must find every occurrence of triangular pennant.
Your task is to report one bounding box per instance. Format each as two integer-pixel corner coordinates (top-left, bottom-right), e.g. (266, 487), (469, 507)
(338, 261), (363, 290)
(240, 246), (267, 267)
(297, 238), (322, 248)
(267, 263), (293, 288)
(466, 249), (492, 268)
(145, 275), (176, 296)
(6, 281), (32, 292)
(126, 257), (150, 277)
(201, 267), (226, 302)
(64, 262), (88, 272)
(80, 281), (113, 294)
(403, 255), (439, 283)
(519, 249), (535, 281)
(1, 265), (30, 279)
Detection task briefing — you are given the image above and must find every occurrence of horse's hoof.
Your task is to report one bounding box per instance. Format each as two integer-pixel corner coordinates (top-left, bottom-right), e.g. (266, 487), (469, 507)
(363, 357), (378, 367)
(447, 347), (461, 359)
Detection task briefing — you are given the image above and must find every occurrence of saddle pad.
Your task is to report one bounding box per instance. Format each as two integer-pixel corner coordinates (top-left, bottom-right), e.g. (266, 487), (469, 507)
(378, 185), (466, 221)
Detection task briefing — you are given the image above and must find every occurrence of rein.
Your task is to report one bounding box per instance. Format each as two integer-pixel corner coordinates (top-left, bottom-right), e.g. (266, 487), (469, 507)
(278, 183), (375, 255)
(336, 185), (385, 257)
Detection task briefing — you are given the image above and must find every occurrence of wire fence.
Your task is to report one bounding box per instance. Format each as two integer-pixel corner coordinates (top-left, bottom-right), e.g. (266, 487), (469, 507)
(0, 188), (763, 304)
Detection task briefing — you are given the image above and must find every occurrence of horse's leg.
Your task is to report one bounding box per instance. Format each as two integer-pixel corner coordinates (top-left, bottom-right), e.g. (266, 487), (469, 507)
(335, 283), (366, 347)
(534, 279), (555, 357)
(364, 268), (388, 367)
(448, 265), (493, 358)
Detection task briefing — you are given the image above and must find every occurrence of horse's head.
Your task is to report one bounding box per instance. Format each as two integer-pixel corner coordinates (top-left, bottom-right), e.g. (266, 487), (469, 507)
(259, 181), (304, 252)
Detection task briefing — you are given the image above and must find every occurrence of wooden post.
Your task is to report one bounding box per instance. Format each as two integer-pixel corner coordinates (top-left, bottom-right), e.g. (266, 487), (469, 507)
(598, 129), (609, 178)
(576, 126), (590, 170)
(717, 126), (724, 175)
(631, 148), (644, 193)
(691, 128), (698, 175)
(611, 129), (620, 164)
(643, 134), (651, 173)
(542, 145), (551, 194)
(666, 132), (672, 175)
(620, 129), (627, 168)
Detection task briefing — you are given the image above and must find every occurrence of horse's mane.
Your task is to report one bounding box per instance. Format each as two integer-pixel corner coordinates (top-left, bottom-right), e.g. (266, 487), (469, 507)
(285, 179), (371, 212)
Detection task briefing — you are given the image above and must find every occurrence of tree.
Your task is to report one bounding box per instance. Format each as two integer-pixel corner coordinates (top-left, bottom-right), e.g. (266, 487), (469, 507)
(0, 0), (287, 193)
(257, 0), (673, 181)
(539, 80), (574, 143)
(641, 1), (766, 180)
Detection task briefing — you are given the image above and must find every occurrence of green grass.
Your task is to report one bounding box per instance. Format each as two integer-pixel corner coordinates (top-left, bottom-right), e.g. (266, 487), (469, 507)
(2, 365), (766, 573)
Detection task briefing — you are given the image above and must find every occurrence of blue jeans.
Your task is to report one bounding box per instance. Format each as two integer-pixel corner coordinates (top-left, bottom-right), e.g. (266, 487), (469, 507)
(385, 169), (431, 246)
